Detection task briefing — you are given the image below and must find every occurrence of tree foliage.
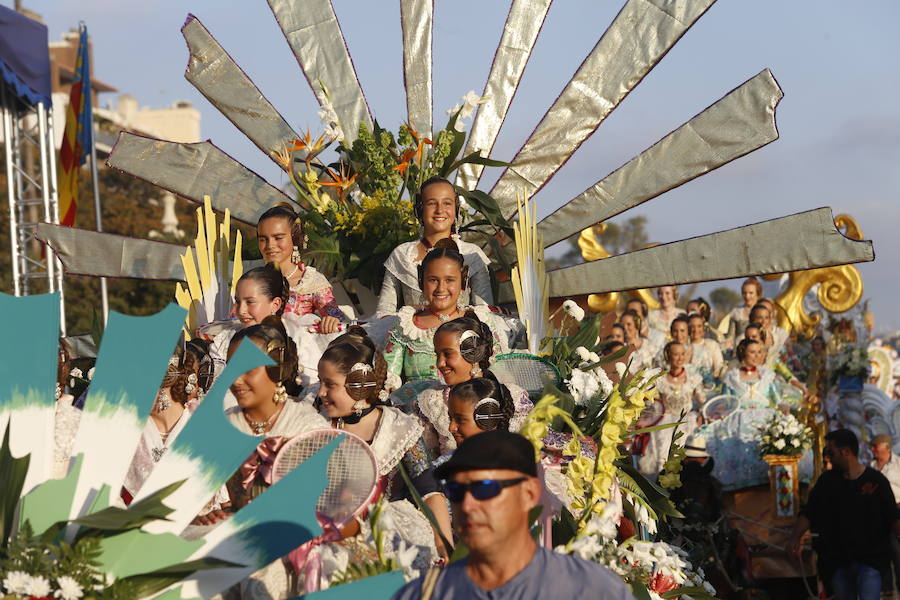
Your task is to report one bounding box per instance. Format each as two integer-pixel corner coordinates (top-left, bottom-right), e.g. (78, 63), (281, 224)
(709, 286), (742, 317)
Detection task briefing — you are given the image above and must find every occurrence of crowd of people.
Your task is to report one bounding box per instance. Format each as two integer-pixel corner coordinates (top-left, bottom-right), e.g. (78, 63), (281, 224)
(51, 176), (899, 599)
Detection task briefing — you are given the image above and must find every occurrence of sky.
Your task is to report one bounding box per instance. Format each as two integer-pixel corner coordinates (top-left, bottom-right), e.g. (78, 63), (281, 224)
(18, 0), (900, 331)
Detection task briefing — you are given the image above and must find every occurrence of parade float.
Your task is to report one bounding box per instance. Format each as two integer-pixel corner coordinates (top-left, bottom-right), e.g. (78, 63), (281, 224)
(1, 0), (887, 598)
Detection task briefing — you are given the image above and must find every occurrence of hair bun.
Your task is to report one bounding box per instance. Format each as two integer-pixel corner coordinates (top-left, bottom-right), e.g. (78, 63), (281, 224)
(432, 237), (460, 253)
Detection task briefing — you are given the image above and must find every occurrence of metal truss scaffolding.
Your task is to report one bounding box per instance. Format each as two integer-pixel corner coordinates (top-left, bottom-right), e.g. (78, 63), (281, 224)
(1, 79), (66, 333)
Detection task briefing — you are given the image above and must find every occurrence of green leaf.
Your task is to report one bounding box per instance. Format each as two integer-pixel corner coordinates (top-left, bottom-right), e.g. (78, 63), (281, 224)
(0, 421), (30, 549)
(115, 556), (241, 597)
(446, 151), (509, 174)
(73, 480), (184, 536)
(630, 580), (654, 600)
(456, 187), (510, 231)
(618, 463), (683, 519)
(661, 586), (717, 600)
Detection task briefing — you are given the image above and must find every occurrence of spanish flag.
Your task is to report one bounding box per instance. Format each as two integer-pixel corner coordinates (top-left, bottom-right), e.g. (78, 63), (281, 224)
(57, 26), (92, 227)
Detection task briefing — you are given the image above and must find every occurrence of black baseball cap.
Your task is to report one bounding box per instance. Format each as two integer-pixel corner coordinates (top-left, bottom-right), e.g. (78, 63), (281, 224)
(435, 431), (538, 480)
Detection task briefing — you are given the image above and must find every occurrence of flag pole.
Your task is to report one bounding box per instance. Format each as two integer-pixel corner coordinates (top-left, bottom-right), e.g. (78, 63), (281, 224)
(84, 28), (108, 325)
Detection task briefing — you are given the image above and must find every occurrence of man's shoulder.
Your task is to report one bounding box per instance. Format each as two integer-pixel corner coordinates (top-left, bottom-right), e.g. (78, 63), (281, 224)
(538, 548), (629, 587)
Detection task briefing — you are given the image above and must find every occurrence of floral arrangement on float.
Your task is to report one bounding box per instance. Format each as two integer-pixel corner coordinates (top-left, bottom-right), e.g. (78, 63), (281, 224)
(272, 88), (512, 291)
(830, 345), (871, 387)
(758, 413), (813, 458)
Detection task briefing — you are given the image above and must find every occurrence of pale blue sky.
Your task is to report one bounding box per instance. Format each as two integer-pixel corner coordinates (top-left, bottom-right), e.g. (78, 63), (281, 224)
(19, 0), (900, 330)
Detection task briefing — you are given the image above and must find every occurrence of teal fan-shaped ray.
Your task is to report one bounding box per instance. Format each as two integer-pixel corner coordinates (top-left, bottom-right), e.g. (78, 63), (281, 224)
(0, 294), (400, 598)
(37, 0), (873, 293)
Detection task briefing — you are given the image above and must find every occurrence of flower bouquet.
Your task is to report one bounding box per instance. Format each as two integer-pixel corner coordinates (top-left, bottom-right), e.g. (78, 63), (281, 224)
(273, 88), (511, 292)
(830, 345), (870, 390)
(758, 413), (813, 458)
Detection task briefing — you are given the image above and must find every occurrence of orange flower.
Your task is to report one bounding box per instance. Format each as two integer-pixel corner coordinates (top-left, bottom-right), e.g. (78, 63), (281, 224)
(319, 162), (358, 198)
(270, 142), (294, 172)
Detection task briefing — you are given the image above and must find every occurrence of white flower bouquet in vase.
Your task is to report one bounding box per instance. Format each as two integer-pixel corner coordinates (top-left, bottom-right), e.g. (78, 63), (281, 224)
(758, 413), (813, 519)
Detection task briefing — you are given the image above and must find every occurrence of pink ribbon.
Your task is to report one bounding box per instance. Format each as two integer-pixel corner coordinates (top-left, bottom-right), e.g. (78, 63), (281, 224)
(286, 513), (344, 593)
(240, 436), (286, 491)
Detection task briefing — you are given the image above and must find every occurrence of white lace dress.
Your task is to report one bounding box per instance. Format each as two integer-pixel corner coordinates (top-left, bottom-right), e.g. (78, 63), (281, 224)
(375, 236), (493, 317)
(637, 370), (702, 477)
(122, 406), (194, 501)
(646, 307), (685, 335)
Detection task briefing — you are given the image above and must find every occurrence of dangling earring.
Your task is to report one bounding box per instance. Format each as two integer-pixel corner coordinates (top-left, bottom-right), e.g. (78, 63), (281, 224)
(291, 245), (302, 264)
(155, 389), (172, 412)
(471, 365), (482, 378)
(352, 399), (367, 417)
(55, 383), (62, 400)
(184, 373), (198, 396)
(273, 382), (288, 404)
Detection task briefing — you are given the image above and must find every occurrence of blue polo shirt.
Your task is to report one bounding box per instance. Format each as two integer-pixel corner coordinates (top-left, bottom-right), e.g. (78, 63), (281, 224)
(391, 546), (634, 599)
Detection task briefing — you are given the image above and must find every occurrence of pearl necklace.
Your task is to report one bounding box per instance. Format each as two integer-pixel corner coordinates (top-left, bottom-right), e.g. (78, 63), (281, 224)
(244, 404), (283, 435)
(430, 307), (459, 323)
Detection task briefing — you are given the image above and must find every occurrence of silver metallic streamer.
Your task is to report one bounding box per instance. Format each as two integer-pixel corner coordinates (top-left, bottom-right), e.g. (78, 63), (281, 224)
(400, 0), (433, 136)
(36, 224), (187, 280)
(497, 208), (875, 303)
(539, 69), (782, 248)
(456, 0), (553, 191)
(106, 132), (297, 225)
(267, 0), (372, 143)
(490, 0), (716, 217)
(182, 15), (299, 168)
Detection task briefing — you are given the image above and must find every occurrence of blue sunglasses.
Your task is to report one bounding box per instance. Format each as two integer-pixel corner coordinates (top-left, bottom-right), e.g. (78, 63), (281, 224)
(443, 477), (527, 503)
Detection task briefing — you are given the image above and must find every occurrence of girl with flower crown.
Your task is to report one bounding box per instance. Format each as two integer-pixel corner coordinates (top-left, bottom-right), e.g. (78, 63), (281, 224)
(382, 240), (521, 398)
(257, 204), (345, 331)
(412, 313), (532, 457)
(376, 177), (493, 317)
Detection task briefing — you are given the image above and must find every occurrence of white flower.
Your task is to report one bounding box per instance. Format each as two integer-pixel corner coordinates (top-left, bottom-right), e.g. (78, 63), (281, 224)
(562, 299), (585, 322)
(69, 367), (83, 379)
(615, 362), (627, 378)
(587, 352), (601, 364)
(575, 346), (591, 362)
(791, 438), (800, 447)
(3, 570), (31, 594)
(594, 366), (614, 398)
(56, 575), (84, 600)
(87, 367), (95, 380)
(567, 368), (600, 406)
(24, 573), (52, 596)
(774, 439), (786, 450)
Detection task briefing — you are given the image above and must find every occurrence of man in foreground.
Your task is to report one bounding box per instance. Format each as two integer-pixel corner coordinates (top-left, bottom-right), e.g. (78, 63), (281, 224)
(392, 430), (634, 599)
(786, 429), (899, 600)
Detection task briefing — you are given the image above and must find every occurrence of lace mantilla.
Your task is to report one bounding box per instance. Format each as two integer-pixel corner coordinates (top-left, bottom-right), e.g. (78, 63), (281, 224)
(369, 406), (425, 476)
(723, 367), (777, 408)
(292, 265), (333, 296)
(383, 236), (491, 292)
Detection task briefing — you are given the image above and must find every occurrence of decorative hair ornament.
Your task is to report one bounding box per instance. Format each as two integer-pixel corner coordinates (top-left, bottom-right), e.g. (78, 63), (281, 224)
(458, 329), (479, 346)
(155, 389), (172, 412)
(346, 363), (377, 391)
(291, 245), (302, 264)
(184, 373), (198, 396)
(473, 397), (501, 420)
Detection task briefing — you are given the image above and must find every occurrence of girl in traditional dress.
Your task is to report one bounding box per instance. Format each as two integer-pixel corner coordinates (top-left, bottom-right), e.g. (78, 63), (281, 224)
(646, 285), (685, 334)
(256, 204), (344, 331)
(723, 276), (763, 348)
(621, 309), (659, 371)
(414, 313), (532, 457)
(747, 302), (788, 367)
(744, 323), (807, 401)
(382, 240), (518, 397)
(316, 334), (452, 557)
(638, 342), (703, 477)
(122, 339), (213, 504)
(376, 177), (493, 317)
(688, 313), (724, 388)
(695, 339), (782, 490)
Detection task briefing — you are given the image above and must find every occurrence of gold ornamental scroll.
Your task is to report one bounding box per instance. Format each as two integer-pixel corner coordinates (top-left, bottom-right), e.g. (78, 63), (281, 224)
(766, 214), (865, 338)
(577, 224), (658, 313)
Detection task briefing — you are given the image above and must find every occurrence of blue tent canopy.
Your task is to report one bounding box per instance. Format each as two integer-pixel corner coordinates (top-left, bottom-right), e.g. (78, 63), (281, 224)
(0, 5), (51, 107)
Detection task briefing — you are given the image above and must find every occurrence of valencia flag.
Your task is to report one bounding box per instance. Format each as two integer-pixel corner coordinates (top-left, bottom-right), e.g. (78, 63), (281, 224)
(57, 26), (92, 227)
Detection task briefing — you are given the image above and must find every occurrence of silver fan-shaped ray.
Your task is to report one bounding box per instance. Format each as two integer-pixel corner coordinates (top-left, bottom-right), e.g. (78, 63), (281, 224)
(44, 1), (875, 291)
(267, 0), (372, 143)
(35, 224), (185, 280)
(456, 0), (553, 191)
(489, 0), (716, 217)
(538, 69), (782, 248)
(182, 14), (301, 168)
(106, 132), (297, 222)
(496, 208), (874, 303)
(401, 0), (434, 136)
